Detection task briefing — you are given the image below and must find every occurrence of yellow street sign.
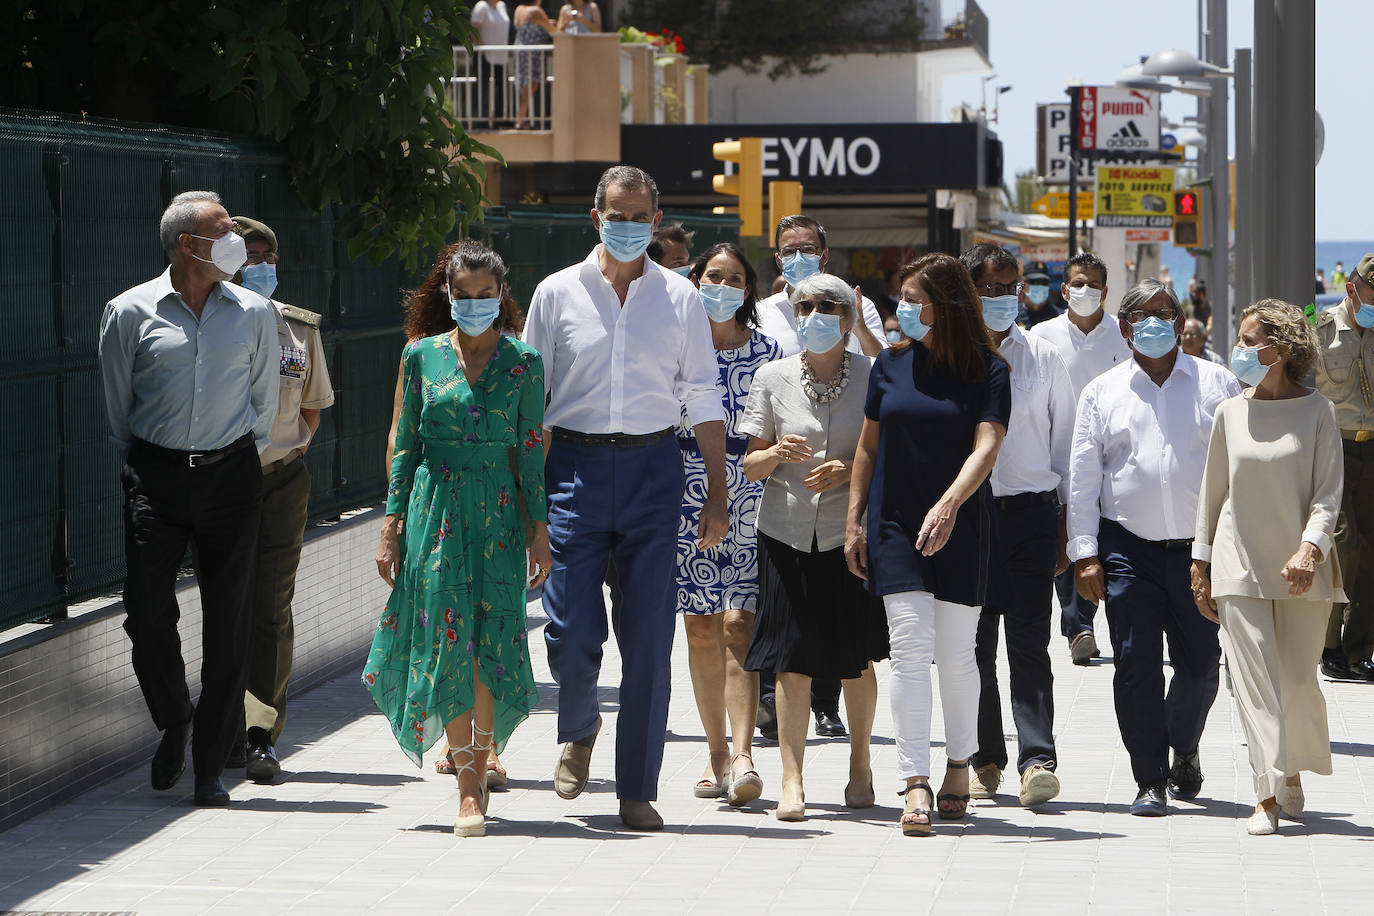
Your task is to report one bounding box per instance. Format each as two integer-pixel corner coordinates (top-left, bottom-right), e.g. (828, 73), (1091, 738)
(1032, 191), (1094, 220)
(1094, 166), (1176, 228)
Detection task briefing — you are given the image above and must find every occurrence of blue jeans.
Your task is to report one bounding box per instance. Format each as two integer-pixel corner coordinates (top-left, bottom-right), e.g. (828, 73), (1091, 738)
(1099, 519), (1221, 787)
(543, 434), (683, 801)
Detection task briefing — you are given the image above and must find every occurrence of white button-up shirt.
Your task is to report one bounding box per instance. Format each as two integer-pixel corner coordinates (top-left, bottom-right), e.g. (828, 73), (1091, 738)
(522, 247), (726, 434)
(1068, 352), (1242, 559)
(990, 325), (1076, 503)
(756, 289), (887, 358)
(1029, 311), (1131, 399)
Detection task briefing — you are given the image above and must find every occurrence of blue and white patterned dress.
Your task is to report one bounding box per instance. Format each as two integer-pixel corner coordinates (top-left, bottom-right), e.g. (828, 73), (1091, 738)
(675, 331), (782, 614)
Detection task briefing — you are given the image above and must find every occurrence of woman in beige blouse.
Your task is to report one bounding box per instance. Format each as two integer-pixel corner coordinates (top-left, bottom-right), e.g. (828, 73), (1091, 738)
(738, 273), (888, 822)
(1192, 299), (1344, 836)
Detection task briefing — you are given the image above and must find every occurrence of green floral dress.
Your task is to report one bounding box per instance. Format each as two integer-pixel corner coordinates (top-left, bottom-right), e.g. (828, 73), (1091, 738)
(362, 333), (547, 766)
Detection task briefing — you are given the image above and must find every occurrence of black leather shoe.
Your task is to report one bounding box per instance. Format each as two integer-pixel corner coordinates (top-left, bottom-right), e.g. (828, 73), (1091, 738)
(757, 694), (778, 741)
(1350, 659), (1374, 682)
(1168, 751), (1204, 800)
(245, 728), (281, 784)
(1130, 782), (1168, 816)
(1320, 650), (1362, 681)
(193, 778), (231, 807)
(814, 709), (847, 738)
(151, 716), (193, 791)
(225, 741), (247, 769)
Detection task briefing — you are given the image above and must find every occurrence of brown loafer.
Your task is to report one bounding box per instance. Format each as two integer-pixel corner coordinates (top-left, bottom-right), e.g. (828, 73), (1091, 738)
(554, 715), (601, 800)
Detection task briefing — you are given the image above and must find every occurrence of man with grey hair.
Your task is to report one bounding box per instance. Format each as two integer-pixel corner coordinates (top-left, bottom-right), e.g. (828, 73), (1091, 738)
(1067, 277), (1241, 817)
(523, 165), (728, 830)
(99, 190), (278, 807)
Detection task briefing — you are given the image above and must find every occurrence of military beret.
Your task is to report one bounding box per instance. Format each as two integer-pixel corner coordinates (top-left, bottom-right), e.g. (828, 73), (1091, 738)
(231, 216), (278, 252)
(1355, 253), (1374, 288)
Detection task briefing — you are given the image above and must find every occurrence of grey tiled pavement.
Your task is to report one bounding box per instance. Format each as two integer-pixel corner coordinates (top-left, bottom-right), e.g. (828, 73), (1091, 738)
(3, 595), (1374, 915)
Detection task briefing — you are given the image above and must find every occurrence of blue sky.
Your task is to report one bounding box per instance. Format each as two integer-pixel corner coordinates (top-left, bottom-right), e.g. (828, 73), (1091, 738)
(943, 0), (1359, 240)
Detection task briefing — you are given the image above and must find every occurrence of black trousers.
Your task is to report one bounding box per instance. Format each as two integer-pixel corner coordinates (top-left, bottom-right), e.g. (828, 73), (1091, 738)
(121, 436), (263, 780)
(1099, 519), (1220, 787)
(971, 497), (1059, 774)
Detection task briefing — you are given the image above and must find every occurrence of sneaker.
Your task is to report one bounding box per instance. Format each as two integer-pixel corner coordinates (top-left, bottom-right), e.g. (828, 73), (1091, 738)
(970, 763), (1002, 800)
(1018, 764), (1060, 807)
(1069, 631), (1098, 666)
(1168, 750), (1203, 800)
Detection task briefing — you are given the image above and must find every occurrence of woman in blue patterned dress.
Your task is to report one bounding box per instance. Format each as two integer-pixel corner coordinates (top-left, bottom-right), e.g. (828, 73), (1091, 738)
(678, 242), (781, 807)
(367, 243), (551, 837)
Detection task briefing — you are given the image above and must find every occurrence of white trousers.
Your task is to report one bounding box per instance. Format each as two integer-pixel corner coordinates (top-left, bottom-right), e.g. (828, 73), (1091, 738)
(883, 589), (981, 779)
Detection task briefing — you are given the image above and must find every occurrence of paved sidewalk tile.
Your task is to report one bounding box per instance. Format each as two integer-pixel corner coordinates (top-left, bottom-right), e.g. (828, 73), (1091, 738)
(2, 596), (1372, 914)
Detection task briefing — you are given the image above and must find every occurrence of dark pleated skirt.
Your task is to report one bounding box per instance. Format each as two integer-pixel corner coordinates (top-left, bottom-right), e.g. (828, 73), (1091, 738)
(745, 531), (890, 680)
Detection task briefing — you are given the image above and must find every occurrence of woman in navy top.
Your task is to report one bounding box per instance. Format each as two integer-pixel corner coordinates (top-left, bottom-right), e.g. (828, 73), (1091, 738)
(846, 253), (1011, 836)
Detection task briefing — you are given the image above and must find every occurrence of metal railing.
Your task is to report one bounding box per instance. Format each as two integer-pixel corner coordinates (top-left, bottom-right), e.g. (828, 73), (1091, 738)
(449, 44), (554, 131)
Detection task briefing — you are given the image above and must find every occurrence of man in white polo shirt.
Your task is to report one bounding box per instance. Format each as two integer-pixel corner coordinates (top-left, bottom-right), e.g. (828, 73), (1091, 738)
(1029, 251), (1130, 664)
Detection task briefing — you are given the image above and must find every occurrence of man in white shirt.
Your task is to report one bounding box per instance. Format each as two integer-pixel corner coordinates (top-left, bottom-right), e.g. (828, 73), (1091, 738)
(470, 0), (511, 126)
(756, 214), (886, 359)
(523, 166), (729, 830)
(961, 244), (1076, 808)
(1029, 252), (1130, 664)
(1067, 277), (1242, 817)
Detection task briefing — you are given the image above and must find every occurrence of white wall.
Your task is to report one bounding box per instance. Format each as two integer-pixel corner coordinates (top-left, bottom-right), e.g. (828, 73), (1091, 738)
(709, 54), (921, 125)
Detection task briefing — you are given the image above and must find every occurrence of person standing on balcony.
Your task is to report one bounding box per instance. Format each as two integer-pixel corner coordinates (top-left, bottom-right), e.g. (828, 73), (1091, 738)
(470, 0), (512, 128)
(513, 1), (560, 129)
(557, 0), (601, 34)
(522, 165), (729, 831)
(98, 190), (279, 807)
(223, 216), (334, 786)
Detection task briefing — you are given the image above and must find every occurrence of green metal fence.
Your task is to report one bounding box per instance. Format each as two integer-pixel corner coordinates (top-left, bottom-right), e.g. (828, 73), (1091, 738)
(0, 109), (739, 631)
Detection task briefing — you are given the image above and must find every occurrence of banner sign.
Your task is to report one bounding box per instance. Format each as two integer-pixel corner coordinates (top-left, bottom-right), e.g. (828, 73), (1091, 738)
(1094, 166), (1176, 228)
(1077, 87), (1162, 154)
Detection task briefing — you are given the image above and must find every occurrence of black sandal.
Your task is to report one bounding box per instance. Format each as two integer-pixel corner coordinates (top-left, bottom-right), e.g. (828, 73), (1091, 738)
(898, 783), (934, 836)
(938, 759), (971, 820)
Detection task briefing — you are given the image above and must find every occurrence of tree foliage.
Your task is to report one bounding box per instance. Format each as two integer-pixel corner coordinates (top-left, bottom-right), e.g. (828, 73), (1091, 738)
(2, 0), (496, 266)
(621, 0), (927, 80)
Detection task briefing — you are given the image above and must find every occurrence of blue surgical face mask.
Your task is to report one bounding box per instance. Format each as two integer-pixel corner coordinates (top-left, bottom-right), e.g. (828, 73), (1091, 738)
(1354, 295), (1374, 329)
(1026, 283), (1050, 306)
(672, 264), (694, 277)
(885, 328), (903, 344)
(1130, 316), (1178, 359)
(599, 219), (654, 263)
(780, 252), (822, 288)
(1230, 343), (1274, 386)
(240, 262), (277, 299)
(698, 283), (746, 323)
(896, 300), (930, 342)
(796, 311), (844, 354)
(981, 294), (1020, 333)
(450, 296), (502, 336)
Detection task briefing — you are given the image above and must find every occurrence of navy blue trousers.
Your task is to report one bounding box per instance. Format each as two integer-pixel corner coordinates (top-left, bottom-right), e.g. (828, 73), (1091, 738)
(972, 498), (1059, 774)
(543, 435), (683, 801)
(1099, 519), (1221, 787)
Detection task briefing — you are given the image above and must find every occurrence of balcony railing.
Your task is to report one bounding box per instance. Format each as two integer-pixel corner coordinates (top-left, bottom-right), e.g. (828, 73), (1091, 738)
(448, 44), (554, 131)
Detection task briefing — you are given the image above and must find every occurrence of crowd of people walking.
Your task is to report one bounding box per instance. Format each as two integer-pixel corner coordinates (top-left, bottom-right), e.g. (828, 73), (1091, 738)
(100, 169), (1367, 842)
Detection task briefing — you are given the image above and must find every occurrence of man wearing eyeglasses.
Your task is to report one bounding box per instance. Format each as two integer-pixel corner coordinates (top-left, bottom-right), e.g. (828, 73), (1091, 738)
(1067, 277), (1241, 817)
(961, 244), (1075, 808)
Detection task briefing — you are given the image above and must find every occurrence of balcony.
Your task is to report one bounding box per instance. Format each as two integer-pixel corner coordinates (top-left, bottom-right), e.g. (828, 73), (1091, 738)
(446, 33), (709, 169)
(917, 0), (991, 71)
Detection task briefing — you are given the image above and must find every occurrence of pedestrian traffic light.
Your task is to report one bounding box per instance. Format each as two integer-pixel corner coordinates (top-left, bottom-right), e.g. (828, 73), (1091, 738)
(768, 181), (804, 240)
(1173, 189), (1203, 248)
(712, 138), (763, 238)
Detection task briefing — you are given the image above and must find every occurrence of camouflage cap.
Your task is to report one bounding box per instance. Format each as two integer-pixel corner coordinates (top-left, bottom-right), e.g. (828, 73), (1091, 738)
(1354, 253), (1374, 288)
(231, 216), (277, 252)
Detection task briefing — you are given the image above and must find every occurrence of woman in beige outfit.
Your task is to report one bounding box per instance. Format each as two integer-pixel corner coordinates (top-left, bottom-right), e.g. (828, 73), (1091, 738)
(1192, 299), (1344, 836)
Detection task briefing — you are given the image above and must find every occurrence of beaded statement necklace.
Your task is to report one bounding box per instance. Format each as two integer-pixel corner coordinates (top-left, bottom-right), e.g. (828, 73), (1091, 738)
(800, 350), (851, 403)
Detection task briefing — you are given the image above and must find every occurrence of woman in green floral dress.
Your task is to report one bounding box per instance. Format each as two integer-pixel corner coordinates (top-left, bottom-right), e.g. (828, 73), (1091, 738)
(365, 243), (551, 837)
